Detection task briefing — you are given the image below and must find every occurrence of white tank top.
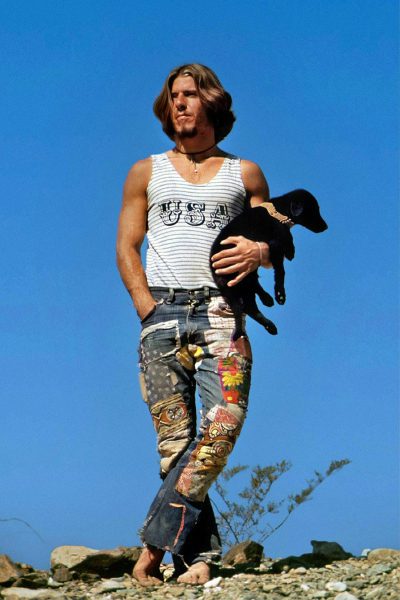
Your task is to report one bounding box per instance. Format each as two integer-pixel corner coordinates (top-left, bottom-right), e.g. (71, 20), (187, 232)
(145, 153), (247, 289)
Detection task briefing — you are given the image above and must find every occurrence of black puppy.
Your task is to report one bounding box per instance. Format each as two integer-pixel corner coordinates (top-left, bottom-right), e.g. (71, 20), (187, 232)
(210, 189), (328, 340)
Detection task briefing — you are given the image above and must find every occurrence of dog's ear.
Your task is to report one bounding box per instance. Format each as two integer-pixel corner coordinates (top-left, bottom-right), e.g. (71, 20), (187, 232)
(290, 198), (304, 218)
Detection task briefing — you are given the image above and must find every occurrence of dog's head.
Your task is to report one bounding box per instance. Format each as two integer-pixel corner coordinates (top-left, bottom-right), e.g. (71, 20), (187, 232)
(267, 189), (328, 233)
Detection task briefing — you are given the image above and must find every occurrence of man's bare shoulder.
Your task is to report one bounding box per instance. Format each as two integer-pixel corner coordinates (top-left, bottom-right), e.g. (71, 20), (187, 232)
(240, 158), (266, 180)
(125, 157), (152, 184)
(123, 157), (153, 197)
(240, 158), (269, 204)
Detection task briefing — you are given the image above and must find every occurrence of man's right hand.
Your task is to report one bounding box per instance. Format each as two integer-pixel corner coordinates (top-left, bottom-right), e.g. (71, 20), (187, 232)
(137, 299), (157, 322)
(116, 158), (156, 322)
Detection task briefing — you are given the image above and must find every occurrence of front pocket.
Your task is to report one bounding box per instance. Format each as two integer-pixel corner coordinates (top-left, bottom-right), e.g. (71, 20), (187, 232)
(140, 299), (165, 325)
(140, 305), (157, 324)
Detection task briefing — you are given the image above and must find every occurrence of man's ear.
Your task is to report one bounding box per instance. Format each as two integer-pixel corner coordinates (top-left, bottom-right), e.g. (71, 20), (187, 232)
(290, 198), (304, 217)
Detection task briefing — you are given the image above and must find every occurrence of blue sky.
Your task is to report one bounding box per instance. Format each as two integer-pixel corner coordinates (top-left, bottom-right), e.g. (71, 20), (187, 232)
(1, 1), (398, 569)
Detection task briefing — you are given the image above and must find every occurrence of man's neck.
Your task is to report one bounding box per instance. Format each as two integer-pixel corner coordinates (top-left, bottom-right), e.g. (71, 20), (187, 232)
(174, 134), (217, 156)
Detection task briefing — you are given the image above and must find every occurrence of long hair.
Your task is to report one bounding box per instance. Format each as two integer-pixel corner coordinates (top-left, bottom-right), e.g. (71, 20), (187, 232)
(153, 64), (236, 143)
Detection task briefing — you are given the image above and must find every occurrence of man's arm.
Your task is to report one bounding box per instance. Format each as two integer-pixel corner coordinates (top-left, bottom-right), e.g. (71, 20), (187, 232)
(211, 160), (271, 287)
(116, 158), (156, 320)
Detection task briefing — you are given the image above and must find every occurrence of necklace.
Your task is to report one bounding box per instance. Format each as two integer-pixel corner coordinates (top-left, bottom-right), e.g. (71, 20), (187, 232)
(173, 143), (217, 174)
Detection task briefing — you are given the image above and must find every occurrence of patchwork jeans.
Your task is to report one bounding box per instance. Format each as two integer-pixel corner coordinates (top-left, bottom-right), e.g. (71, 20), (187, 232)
(138, 287), (252, 565)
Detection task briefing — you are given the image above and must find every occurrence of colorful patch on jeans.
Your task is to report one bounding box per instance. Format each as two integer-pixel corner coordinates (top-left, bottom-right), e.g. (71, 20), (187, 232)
(175, 405), (243, 502)
(150, 393), (194, 476)
(218, 354), (251, 407)
(176, 344), (204, 371)
(151, 393), (188, 429)
(144, 361), (177, 403)
(139, 320), (181, 403)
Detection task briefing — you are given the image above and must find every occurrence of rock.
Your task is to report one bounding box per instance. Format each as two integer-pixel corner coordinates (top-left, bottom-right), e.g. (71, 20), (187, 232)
(50, 547), (98, 570)
(50, 545), (141, 577)
(0, 555), (21, 585)
(160, 563), (175, 581)
(91, 579), (127, 593)
(165, 588), (185, 597)
(222, 540), (264, 567)
(46, 578), (63, 589)
(48, 567), (71, 584)
(366, 548), (400, 561)
(366, 562), (393, 576)
(1, 588), (63, 600)
(311, 541), (353, 560)
(365, 588), (386, 599)
(203, 576), (222, 588)
(269, 541), (355, 575)
(347, 579), (367, 590)
(78, 572), (100, 583)
(270, 553), (330, 573)
(262, 582), (279, 591)
(2, 541), (400, 600)
(325, 581), (347, 591)
(13, 572), (49, 590)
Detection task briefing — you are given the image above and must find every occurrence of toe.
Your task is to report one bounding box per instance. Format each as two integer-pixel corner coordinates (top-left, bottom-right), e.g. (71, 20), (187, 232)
(177, 563), (210, 585)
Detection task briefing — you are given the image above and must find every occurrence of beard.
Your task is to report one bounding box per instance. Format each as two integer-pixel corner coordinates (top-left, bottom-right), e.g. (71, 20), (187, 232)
(174, 125), (198, 139)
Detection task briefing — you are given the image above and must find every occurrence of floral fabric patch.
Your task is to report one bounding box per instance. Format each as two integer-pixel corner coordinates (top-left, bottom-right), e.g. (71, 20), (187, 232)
(218, 354), (251, 407)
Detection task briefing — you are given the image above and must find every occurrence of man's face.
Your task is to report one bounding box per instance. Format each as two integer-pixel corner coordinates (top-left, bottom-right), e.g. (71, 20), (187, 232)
(170, 75), (212, 139)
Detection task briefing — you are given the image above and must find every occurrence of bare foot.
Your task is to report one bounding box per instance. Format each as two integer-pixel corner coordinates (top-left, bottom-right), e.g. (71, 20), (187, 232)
(177, 561), (210, 585)
(132, 545), (165, 586)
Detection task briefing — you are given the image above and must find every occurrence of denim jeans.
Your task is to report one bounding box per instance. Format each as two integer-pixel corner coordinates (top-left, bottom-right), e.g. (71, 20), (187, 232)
(137, 287), (252, 565)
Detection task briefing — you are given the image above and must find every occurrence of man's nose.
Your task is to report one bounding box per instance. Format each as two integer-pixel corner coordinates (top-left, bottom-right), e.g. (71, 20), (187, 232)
(175, 94), (186, 111)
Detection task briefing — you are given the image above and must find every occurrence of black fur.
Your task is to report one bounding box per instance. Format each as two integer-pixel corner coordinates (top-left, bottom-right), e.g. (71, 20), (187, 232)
(210, 189), (328, 340)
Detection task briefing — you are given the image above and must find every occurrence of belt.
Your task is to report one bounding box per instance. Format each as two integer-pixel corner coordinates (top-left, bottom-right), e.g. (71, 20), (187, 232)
(149, 286), (221, 303)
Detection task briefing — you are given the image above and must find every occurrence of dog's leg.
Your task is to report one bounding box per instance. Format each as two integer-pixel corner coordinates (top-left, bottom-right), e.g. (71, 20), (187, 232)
(254, 280), (274, 307)
(242, 294), (278, 336)
(273, 261), (286, 305)
(269, 241), (286, 305)
(223, 295), (247, 340)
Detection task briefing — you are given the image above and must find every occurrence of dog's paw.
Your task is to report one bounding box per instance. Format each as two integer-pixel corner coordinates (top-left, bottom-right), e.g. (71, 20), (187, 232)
(275, 289), (286, 305)
(265, 320), (278, 335)
(260, 292), (274, 307)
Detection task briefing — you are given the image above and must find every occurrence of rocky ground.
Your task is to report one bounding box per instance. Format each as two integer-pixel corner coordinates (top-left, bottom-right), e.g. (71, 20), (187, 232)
(1, 543), (399, 600)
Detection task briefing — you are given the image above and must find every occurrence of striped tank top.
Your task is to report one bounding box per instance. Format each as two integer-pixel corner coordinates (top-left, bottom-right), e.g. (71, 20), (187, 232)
(145, 152), (247, 289)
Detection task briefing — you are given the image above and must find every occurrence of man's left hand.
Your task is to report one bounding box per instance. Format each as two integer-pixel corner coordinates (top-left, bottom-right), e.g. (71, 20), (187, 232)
(211, 236), (271, 287)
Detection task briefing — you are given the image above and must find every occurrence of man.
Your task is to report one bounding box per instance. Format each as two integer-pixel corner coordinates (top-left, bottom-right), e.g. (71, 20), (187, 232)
(116, 64), (271, 586)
